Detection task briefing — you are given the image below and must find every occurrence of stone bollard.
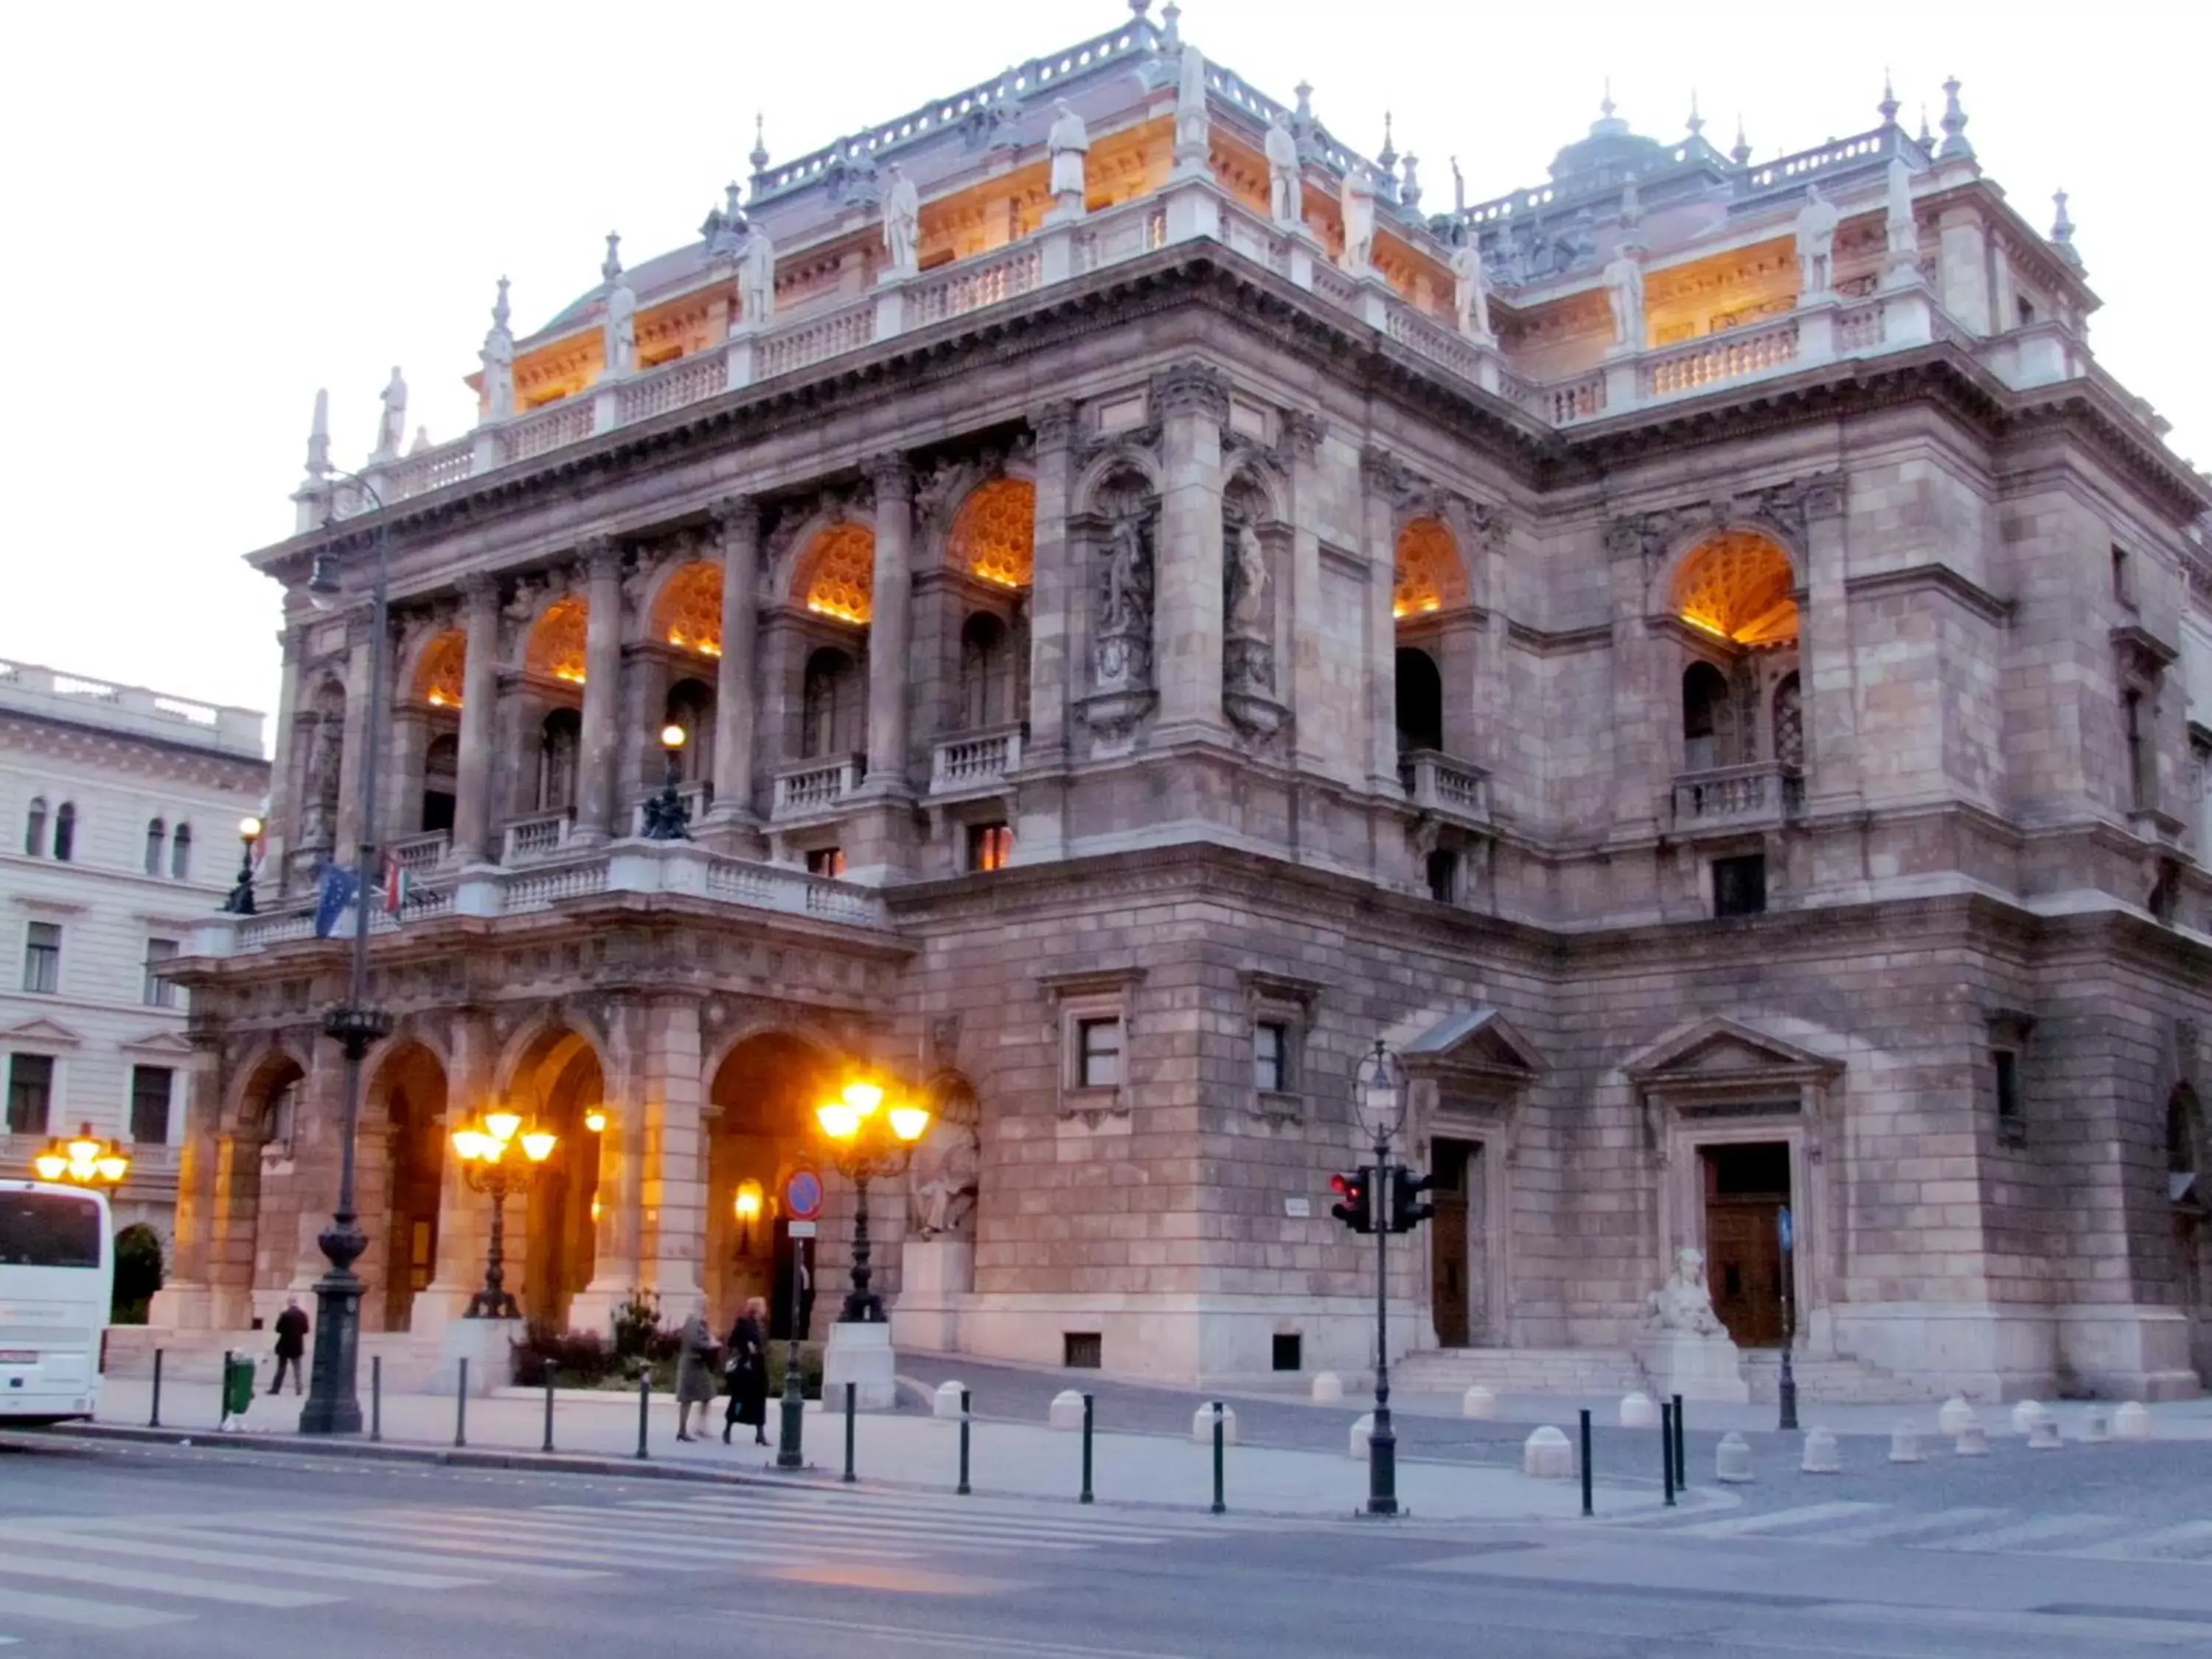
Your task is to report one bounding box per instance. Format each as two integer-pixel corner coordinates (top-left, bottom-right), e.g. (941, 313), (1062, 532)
(1888, 1429), (1924, 1464)
(1715, 1431), (1755, 1484)
(1800, 1426), (1841, 1473)
(1523, 1425), (1573, 1479)
(1618, 1391), (1659, 1430)
(1047, 1389), (1087, 1430)
(1349, 1412), (1374, 1459)
(2082, 1407), (2111, 1444)
(1192, 1402), (1239, 1444)
(2026, 1414), (2062, 1450)
(933, 1380), (968, 1419)
(2113, 1401), (2152, 1440)
(1937, 1395), (1977, 1437)
(1462, 1385), (1497, 1419)
(2009, 1399), (2048, 1436)
(1955, 1424), (1989, 1456)
(1310, 1371), (1343, 1405)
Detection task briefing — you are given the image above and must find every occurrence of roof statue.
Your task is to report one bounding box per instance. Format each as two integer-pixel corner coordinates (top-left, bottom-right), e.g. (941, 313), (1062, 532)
(1603, 244), (1644, 354)
(602, 251), (637, 380)
(480, 276), (515, 425)
(1338, 164), (1376, 275)
(1795, 182), (1840, 298)
(1882, 158), (1923, 290)
(739, 220), (775, 327)
(1265, 112), (1301, 228)
(882, 163), (922, 276)
(1048, 100), (1090, 212)
(372, 367), (407, 462)
(1174, 41), (1208, 167)
(1399, 152), (1422, 215)
(1451, 234), (1492, 344)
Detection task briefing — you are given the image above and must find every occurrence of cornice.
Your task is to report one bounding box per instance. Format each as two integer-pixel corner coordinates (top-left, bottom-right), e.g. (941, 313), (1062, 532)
(1843, 561), (2012, 626)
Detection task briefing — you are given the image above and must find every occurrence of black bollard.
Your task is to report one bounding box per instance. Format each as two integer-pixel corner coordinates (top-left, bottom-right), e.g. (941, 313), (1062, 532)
(371, 1356), (383, 1442)
(455, 1358), (469, 1449)
(843, 1382), (857, 1484)
(957, 1387), (973, 1496)
(635, 1374), (650, 1461)
(1080, 1392), (1095, 1505)
(221, 1349), (232, 1427)
(1211, 1401), (1226, 1516)
(1672, 1394), (1686, 1491)
(149, 1349), (164, 1429)
(1660, 1400), (1675, 1507)
(543, 1377), (555, 1454)
(1579, 1408), (1593, 1519)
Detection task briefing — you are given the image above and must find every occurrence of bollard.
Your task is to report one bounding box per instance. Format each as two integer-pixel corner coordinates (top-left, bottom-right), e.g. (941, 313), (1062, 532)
(1578, 1408), (1593, 1518)
(455, 1358), (469, 1449)
(2083, 1407), (2111, 1444)
(1955, 1423), (1989, 1456)
(1672, 1394), (1687, 1491)
(1619, 1391), (1658, 1429)
(1888, 1429), (1924, 1464)
(1715, 1430), (1755, 1484)
(1210, 1400), (1226, 1515)
(1937, 1395), (1976, 1438)
(221, 1349), (232, 1430)
(371, 1356), (383, 1442)
(635, 1374), (649, 1461)
(957, 1388), (973, 1496)
(543, 1377), (555, 1453)
(843, 1381), (858, 1484)
(1080, 1393), (1094, 1505)
(150, 1349), (164, 1429)
(1660, 1401), (1676, 1507)
(1801, 1426), (1842, 1473)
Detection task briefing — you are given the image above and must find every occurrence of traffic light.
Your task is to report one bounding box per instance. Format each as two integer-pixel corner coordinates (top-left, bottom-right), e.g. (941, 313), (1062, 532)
(1329, 1168), (1374, 1234)
(1388, 1166), (1437, 1234)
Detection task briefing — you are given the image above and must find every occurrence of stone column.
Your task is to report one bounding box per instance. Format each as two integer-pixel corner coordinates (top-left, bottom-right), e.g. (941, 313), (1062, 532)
(573, 540), (625, 844)
(1798, 478), (1862, 815)
(263, 624), (306, 894)
(1024, 403), (1079, 769)
(570, 997), (645, 1334)
(148, 1034), (226, 1330)
(453, 574), (501, 863)
(638, 995), (707, 1315)
(415, 1009), (494, 1335)
(1359, 447), (1404, 792)
(704, 495), (762, 827)
(1281, 411), (1332, 776)
(863, 456), (915, 790)
(288, 1040), (352, 1296)
(332, 611), (376, 858)
(1604, 526), (1668, 843)
(1154, 364), (1230, 738)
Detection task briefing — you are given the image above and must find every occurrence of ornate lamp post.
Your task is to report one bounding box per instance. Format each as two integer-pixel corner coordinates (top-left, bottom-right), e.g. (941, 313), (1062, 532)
(813, 1078), (933, 1324)
(1354, 1039), (1408, 1517)
(221, 815), (263, 916)
(450, 1109), (557, 1319)
(32, 1124), (131, 1189)
(640, 723), (692, 841)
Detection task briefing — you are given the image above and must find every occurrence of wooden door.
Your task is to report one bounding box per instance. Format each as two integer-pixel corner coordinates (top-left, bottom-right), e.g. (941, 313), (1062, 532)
(1430, 1138), (1475, 1347)
(1705, 1199), (1785, 1346)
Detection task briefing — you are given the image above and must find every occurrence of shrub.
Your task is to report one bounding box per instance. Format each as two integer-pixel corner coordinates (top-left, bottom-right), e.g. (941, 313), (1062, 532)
(111, 1225), (164, 1324)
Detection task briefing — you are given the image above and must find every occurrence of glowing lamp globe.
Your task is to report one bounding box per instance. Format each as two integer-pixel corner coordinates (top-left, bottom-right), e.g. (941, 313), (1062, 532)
(520, 1130), (557, 1164)
(484, 1110), (523, 1144)
(815, 1099), (863, 1141)
(888, 1105), (932, 1143)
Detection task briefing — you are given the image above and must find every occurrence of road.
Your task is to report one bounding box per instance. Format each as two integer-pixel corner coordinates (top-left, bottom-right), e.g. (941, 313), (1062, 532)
(6, 1433), (2212, 1656)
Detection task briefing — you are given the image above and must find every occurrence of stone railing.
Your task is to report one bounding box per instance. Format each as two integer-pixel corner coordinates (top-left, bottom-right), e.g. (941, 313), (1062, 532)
(1836, 300), (1888, 352)
(909, 245), (1044, 327)
(1074, 198), (1167, 273)
(1399, 749), (1492, 824)
(1642, 318), (1801, 399)
(1672, 762), (1805, 828)
(1383, 302), (1491, 386)
(758, 299), (877, 380)
(618, 353), (728, 422)
(1546, 372), (1608, 425)
(773, 754), (866, 818)
(500, 400), (597, 465)
(501, 810), (574, 864)
(379, 439), (477, 505)
(503, 859), (610, 914)
(629, 781), (713, 836)
(705, 855), (890, 927)
(387, 830), (449, 874)
(931, 726), (1023, 796)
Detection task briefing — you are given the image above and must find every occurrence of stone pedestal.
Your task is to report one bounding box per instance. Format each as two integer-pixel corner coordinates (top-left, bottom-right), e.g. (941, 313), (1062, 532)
(823, 1318), (898, 1411)
(1636, 1330), (1750, 1404)
(437, 1315), (524, 1397)
(891, 1239), (973, 1354)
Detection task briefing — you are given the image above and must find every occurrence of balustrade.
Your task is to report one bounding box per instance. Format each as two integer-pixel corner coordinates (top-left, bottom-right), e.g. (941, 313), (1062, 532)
(930, 726), (1023, 796)
(1672, 762), (1806, 828)
(758, 301), (876, 380)
(501, 810), (573, 863)
(387, 830), (450, 873)
(1643, 319), (1801, 399)
(909, 246), (1044, 327)
(617, 354), (728, 422)
(772, 754), (866, 818)
(1399, 750), (1492, 825)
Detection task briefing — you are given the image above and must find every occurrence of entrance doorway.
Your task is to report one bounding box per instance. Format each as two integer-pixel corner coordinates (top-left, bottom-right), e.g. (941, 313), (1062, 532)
(1700, 1142), (1790, 1346)
(1430, 1138), (1486, 1347)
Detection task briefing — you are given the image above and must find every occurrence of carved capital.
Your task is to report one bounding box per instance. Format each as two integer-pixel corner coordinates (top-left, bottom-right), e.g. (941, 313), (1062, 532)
(1030, 400), (1080, 452)
(863, 452), (913, 501)
(709, 493), (759, 537)
(580, 536), (624, 582)
(1150, 361), (1231, 423)
(460, 570), (500, 609)
(1470, 501), (1513, 554)
(343, 606), (378, 650)
(1359, 444), (1408, 499)
(1276, 408), (1326, 464)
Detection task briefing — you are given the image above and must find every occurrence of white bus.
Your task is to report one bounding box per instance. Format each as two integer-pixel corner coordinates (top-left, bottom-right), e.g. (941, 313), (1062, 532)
(0, 1180), (114, 1425)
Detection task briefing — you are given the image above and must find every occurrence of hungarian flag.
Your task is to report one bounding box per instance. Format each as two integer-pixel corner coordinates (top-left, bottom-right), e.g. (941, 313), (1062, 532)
(382, 854), (411, 917)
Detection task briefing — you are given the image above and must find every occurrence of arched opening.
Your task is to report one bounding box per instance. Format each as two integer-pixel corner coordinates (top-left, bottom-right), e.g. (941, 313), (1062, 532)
(371, 1041), (448, 1332)
(1773, 672), (1804, 772)
(801, 647), (863, 759)
(420, 734), (459, 833)
(1669, 532), (1799, 647)
(796, 524), (876, 624)
(52, 801), (76, 863)
(950, 479), (1037, 591)
(145, 818), (167, 876)
(526, 597), (589, 685)
(706, 1033), (838, 1339)
(237, 1052), (306, 1312)
(958, 613), (1015, 730)
(507, 1027), (605, 1329)
(414, 630), (467, 709)
(537, 709), (582, 813)
(1395, 648), (1444, 754)
(1393, 518), (1468, 618)
(654, 560), (725, 658)
(1682, 661), (1732, 771)
(664, 678), (715, 785)
(24, 796), (46, 857)
(169, 823), (192, 880)
(111, 1222), (164, 1324)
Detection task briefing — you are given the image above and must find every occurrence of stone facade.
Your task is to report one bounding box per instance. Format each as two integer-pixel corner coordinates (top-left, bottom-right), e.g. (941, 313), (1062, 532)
(154, 11), (2212, 1399)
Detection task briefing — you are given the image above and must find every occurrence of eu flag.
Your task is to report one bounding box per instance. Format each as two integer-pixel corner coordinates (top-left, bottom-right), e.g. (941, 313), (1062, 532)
(313, 863), (359, 939)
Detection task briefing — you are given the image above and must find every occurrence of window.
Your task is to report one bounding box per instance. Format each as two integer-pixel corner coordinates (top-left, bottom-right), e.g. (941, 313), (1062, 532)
(21, 922), (60, 993)
(805, 846), (847, 878)
(5, 1054), (55, 1136)
(537, 709), (582, 813)
(2124, 690), (2151, 812)
(801, 647), (862, 759)
(2017, 294), (2037, 328)
(23, 796), (46, 857)
(967, 822), (1014, 872)
(143, 938), (179, 1008)
(0, 1189), (100, 1267)
(1394, 647), (1444, 755)
(1682, 662), (1731, 770)
(169, 823), (192, 880)
(959, 613), (1015, 730)
(130, 1065), (175, 1144)
(1077, 1018), (1122, 1089)
(52, 801), (75, 862)
(2112, 544), (2134, 605)
(1255, 1021), (1290, 1093)
(1425, 848), (1460, 904)
(421, 734), (459, 833)
(1062, 1332), (1102, 1369)
(1713, 853), (1767, 917)
(1271, 1333), (1304, 1373)
(1994, 1048), (2025, 1147)
(145, 818), (167, 875)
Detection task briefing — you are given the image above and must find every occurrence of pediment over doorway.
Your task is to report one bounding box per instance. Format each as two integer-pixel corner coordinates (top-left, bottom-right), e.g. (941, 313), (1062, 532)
(0, 1015), (83, 1048)
(1621, 1016), (1842, 1087)
(1403, 1006), (1547, 1082)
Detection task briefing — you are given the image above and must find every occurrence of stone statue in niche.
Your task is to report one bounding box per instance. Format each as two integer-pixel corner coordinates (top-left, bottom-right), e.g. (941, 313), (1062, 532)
(882, 163), (922, 276)
(1795, 182), (1840, 299)
(1644, 1246), (1725, 1336)
(298, 712), (342, 851)
(1603, 244), (1645, 352)
(1265, 113), (1301, 227)
(1093, 507), (1155, 694)
(740, 223), (776, 325)
(909, 1119), (981, 1240)
(1047, 100), (1089, 210)
(1222, 517), (1277, 700)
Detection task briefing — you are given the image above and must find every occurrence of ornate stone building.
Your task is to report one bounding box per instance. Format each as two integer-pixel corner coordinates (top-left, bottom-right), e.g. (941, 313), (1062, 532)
(153, 4), (2212, 1399)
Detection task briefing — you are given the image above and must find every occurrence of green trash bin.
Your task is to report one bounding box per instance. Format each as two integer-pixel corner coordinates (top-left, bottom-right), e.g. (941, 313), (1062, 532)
(222, 1355), (257, 1422)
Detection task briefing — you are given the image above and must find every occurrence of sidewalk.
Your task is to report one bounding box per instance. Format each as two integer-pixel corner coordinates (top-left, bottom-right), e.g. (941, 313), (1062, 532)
(78, 1374), (1703, 1523)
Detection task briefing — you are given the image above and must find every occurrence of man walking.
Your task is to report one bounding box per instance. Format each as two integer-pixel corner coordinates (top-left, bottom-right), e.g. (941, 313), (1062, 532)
(270, 1298), (309, 1394)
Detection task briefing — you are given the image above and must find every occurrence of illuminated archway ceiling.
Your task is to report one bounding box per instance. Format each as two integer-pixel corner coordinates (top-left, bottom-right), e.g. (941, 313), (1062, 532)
(655, 560), (724, 657)
(526, 595), (589, 682)
(414, 630), (466, 708)
(1393, 518), (1467, 617)
(1669, 532), (1798, 645)
(950, 478), (1037, 589)
(800, 524), (877, 623)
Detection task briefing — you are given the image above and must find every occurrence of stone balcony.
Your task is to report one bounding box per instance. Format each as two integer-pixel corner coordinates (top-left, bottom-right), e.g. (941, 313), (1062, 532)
(1671, 762), (1806, 832)
(1399, 749), (1492, 827)
(501, 810), (574, 865)
(773, 754), (866, 821)
(388, 829), (450, 874)
(930, 725), (1023, 799)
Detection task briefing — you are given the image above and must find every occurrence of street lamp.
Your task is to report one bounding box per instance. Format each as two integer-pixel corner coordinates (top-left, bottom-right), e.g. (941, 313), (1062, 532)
(813, 1078), (931, 1324)
(222, 815), (263, 916)
(732, 1178), (764, 1255)
(641, 722), (692, 841)
(300, 466), (394, 1436)
(451, 1108), (558, 1319)
(32, 1123), (131, 1189)
(1354, 1039), (1408, 1518)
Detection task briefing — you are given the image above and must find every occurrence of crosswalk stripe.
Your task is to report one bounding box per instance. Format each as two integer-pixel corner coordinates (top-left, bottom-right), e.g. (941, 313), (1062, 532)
(2067, 1519), (2212, 1561)
(613, 1494), (1209, 1543)
(380, 1500), (1093, 1552)
(46, 1534), (482, 1590)
(1673, 1501), (1885, 1538)
(543, 1499), (1144, 1548)
(705, 1491), (1262, 1536)
(1924, 1513), (2132, 1553)
(1810, 1506), (2008, 1545)
(74, 1520), (604, 1580)
(220, 1513), (893, 1569)
(0, 1556), (337, 1610)
(0, 1587), (183, 1631)
(348, 1509), (936, 1561)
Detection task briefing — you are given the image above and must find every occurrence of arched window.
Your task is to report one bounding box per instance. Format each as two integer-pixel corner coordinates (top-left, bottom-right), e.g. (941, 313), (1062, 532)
(801, 648), (862, 759)
(1395, 647), (1444, 754)
(1773, 672), (1804, 772)
(52, 801), (76, 863)
(959, 613), (1014, 730)
(145, 818), (167, 875)
(1682, 663), (1732, 771)
(24, 796), (46, 858)
(420, 734), (459, 833)
(169, 823), (192, 880)
(664, 680), (714, 785)
(538, 709), (582, 813)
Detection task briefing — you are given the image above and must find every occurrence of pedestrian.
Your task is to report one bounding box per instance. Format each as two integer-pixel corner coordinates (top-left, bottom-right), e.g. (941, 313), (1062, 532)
(674, 1307), (717, 1442)
(269, 1298), (309, 1395)
(723, 1296), (770, 1446)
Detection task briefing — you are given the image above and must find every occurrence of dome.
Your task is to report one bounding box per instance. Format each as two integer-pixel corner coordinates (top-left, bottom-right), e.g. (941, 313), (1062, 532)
(1548, 103), (1669, 188)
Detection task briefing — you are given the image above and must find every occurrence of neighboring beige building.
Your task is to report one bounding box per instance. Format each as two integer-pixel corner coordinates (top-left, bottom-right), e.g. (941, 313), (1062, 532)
(0, 660), (268, 1245)
(152, 7), (2212, 1400)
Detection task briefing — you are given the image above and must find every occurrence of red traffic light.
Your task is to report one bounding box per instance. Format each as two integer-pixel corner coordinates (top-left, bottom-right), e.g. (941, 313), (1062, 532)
(1329, 1169), (1374, 1234)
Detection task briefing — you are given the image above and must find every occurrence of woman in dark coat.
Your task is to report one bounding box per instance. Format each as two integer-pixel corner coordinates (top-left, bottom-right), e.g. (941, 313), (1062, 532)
(723, 1296), (771, 1445)
(674, 1310), (718, 1442)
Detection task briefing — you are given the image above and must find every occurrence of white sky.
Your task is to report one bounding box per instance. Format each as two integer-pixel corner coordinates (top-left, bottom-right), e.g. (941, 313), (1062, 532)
(4, 1), (2203, 744)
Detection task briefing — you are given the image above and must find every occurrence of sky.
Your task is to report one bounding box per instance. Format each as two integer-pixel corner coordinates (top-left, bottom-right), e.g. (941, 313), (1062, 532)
(3, 1), (2203, 745)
